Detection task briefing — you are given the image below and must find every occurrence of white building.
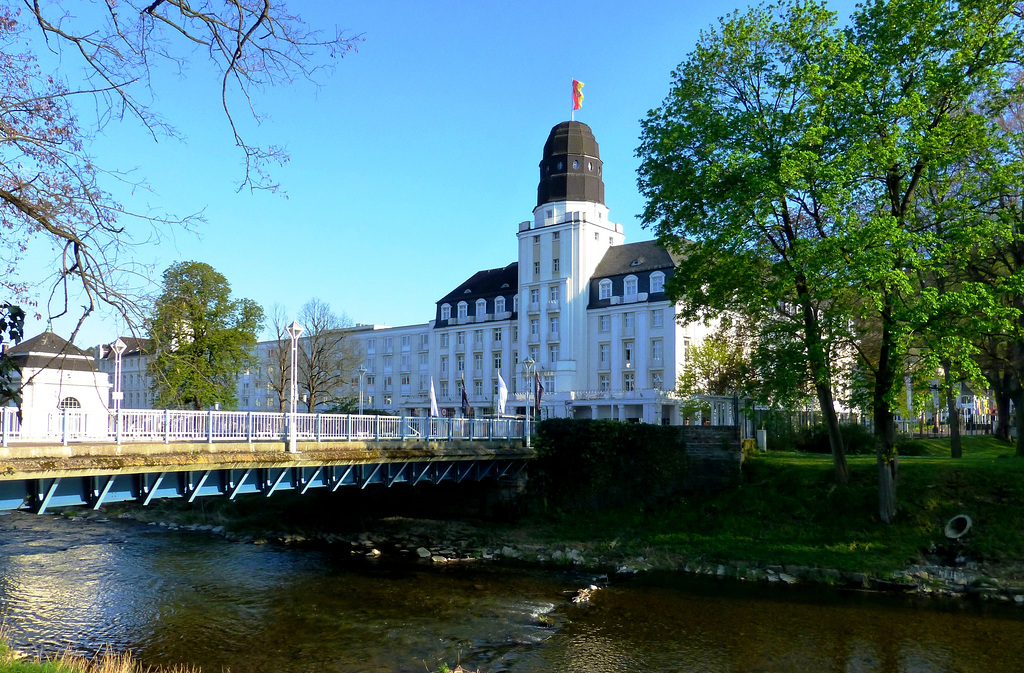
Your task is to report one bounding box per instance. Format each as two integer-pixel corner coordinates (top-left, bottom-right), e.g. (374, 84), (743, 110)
(96, 120), (710, 423)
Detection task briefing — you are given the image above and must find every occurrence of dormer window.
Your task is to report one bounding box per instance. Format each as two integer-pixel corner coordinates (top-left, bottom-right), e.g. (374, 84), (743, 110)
(624, 275), (638, 298)
(495, 296), (506, 313)
(457, 302), (468, 319)
(440, 304), (451, 321)
(476, 299), (487, 318)
(650, 271), (666, 294)
(513, 294), (519, 312)
(599, 279), (612, 300)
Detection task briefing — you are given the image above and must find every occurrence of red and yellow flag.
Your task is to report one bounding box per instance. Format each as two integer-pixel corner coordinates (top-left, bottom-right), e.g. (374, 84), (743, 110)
(572, 79), (585, 110)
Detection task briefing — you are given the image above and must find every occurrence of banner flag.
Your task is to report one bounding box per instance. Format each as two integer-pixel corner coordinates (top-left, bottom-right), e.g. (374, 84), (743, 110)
(497, 373), (508, 415)
(572, 79), (584, 110)
(429, 377), (439, 417)
(461, 376), (472, 418)
(534, 373), (544, 415)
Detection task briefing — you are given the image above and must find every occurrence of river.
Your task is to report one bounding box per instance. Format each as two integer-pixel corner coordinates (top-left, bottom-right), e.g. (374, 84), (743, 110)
(0, 510), (1022, 673)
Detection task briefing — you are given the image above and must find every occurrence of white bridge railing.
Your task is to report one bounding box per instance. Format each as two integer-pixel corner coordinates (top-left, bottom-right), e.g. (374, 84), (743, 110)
(0, 407), (529, 447)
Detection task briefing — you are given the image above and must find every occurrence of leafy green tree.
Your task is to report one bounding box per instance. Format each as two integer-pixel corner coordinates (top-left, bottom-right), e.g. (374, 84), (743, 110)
(148, 262), (264, 410)
(677, 324), (751, 398)
(639, 0), (1023, 522)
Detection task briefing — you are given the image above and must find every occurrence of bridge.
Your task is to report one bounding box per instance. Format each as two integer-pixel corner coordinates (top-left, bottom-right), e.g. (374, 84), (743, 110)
(0, 408), (533, 514)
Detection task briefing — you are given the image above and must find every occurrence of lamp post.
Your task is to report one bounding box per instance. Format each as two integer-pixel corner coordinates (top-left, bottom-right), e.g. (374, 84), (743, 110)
(286, 320), (304, 453)
(523, 357), (535, 448)
(111, 338), (127, 412)
(358, 364), (367, 415)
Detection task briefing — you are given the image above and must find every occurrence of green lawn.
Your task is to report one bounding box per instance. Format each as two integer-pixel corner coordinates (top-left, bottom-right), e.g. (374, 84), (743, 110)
(524, 436), (1024, 576)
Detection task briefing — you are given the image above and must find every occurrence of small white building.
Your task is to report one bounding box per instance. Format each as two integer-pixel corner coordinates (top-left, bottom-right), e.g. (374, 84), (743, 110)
(8, 331), (111, 438)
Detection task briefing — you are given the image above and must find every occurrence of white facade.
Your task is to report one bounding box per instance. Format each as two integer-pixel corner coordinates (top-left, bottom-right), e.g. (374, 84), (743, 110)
(94, 120), (709, 423)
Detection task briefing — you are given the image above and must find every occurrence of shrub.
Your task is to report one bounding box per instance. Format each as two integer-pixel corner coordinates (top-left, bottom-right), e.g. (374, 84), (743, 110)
(794, 422), (874, 455)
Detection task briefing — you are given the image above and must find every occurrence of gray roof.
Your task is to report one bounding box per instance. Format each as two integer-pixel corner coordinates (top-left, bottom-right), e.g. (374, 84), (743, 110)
(592, 240), (681, 278)
(6, 331), (98, 373)
(437, 263), (519, 305)
(98, 336), (152, 359)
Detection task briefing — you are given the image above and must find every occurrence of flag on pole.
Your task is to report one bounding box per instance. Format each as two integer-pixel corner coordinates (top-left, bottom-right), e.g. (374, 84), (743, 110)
(429, 377), (439, 417)
(497, 373), (508, 415)
(534, 373), (544, 415)
(572, 79), (585, 111)
(461, 376), (472, 418)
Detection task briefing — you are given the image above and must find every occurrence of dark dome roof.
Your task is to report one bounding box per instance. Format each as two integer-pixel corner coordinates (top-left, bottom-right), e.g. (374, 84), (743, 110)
(537, 121), (605, 208)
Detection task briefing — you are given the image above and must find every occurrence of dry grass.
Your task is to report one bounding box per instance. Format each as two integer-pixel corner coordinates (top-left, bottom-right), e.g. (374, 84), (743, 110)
(0, 642), (201, 673)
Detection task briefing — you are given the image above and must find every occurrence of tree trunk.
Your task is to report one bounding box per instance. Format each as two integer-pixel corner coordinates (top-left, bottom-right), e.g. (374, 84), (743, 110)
(1014, 389), (1024, 457)
(943, 360), (961, 459)
(815, 380), (848, 484)
(992, 371), (1011, 443)
(874, 306), (898, 524)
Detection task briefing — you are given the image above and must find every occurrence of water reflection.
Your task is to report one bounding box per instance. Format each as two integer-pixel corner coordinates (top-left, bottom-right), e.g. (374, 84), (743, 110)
(0, 512), (1022, 673)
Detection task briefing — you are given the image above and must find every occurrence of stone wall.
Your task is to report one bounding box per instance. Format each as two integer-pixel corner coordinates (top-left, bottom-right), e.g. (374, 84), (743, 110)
(679, 425), (743, 492)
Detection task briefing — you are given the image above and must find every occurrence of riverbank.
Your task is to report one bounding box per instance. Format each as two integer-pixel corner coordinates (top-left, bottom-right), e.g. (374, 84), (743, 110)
(80, 435), (1024, 604)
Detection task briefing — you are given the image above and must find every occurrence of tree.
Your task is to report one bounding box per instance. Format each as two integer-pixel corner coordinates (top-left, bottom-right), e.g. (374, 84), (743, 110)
(639, 0), (1023, 522)
(1, 3), (358, 342)
(148, 261), (263, 410)
(638, 1), (855, 484)
(677, 323), (751, 398)
(296, 298), (358, 412)
(266, 304), (294, 412)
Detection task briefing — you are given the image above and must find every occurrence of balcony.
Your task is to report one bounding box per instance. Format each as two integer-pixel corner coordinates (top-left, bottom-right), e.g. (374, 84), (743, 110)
(527, 302), (541, 314)
(547, 300), (560, 312)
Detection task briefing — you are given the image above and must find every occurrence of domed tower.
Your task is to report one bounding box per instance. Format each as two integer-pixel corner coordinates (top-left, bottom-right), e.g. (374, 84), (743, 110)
(516, 121), (625, 408)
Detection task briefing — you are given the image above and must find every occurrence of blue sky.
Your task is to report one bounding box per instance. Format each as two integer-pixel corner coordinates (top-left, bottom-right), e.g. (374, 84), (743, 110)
(24, 0), (859, 347)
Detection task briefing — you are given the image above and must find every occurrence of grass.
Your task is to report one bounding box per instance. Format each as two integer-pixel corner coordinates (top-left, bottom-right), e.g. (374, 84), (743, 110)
(0, 641), (198, 673)
(517, 435), (1024, 577)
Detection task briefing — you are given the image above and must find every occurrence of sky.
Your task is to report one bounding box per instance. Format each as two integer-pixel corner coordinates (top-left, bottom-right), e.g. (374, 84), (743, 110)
(21, 0), (860, 347)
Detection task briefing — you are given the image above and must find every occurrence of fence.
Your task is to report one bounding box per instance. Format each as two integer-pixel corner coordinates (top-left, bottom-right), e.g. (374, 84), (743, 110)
(0, 407), (529, 447)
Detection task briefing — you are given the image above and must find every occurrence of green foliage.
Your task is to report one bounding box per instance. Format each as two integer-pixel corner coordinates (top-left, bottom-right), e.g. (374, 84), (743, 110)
(794, 423), (875, 455)
(532, 418), (688, 511)
(0, 304), (24, 405)
(148, 261), (264, 410)
(676, 325), (750, 397)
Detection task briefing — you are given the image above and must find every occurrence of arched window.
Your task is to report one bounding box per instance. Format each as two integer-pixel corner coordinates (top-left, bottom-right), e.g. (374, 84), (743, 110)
(457, 302), (468, 319)
(495, 296), (506, 313)
(440, 304), (451, 321)
(650, 271), (666, 294)
(58, 397), (81, 409)
(513, 295), (519, 313)
(476, 299), (487, 318)
(599, 279), (613, 300)
(624, 275), (638, 298)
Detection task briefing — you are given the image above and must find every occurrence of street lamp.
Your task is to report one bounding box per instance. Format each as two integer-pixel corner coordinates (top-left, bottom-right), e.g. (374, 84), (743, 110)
(358, 364), (367, 415)
(111, 338), (127, 412)
(286, 320), (304, 453)
(523, 356), (535, 448)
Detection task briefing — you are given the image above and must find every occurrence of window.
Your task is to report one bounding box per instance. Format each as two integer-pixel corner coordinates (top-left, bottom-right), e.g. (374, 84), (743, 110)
(549, 286), (560, 302)
(441, 356), (449, 374)
(533, 234), (540, 243)
(383, 337), (393, 353)
(383, 376), (393, 391)
(530, 319), (539, 336)
(366, 357), (375, 372)
(457, 302), (468, 319)
(366, 376), (375, 387)
(476, 299), (487, 317)
(624, 341), (634, 363)
(599, 315), (610, 332)
(624, 313), (635, 329)
(400, 354), (410, 370)
(474, 380), (483, 396)
(549, 344), (559, 362)
(651, 372), (664, 388)
(530, 288), (540, 304)
(650, 271), (665, 293)
(529, 346), (539, 362)
(552, 258), (560, 273)
(474, 330), (483, 346)
(401, 335), (410, 350)
(474, 353), (483, 372)
(420, 334), (429, 350)
(441, 304), (451, 320)
(440, 381), (449, 397)
(624, 275), (638, 297)
(652, 339), (664, 362)
(549, 317), (559, 334)
(595, 232), (599, 240)
(58, 396), (81, 409)
(383, 395), (391, 406)
(383, 355), (392, 371)
(684, 338), (691, 363)
(366, 395), (375, 407)
(552, 231), (560, 240)
(441, 333), (450, 348)
(513, 295), (519, 312)
(493, 328), (502, 343)
(533, 261), (540, 275)
(366, 338), (376, 353)
(624, 372), (635, 392)
(401, 375), (410, 388)
(599, 279), (612, 300)
(512, 326), (519, 342)
(651, 309), (663, 328)
(493, 353), (502, 370)
(599, 374), (610, 391)
(599, 343), (610, 365)
(543, 374), (555, 393)
(419, 353), (428, 367)
(456, 331), (465, 346)
(495, 296), (505, 313)
(456, 355), (465, 372)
